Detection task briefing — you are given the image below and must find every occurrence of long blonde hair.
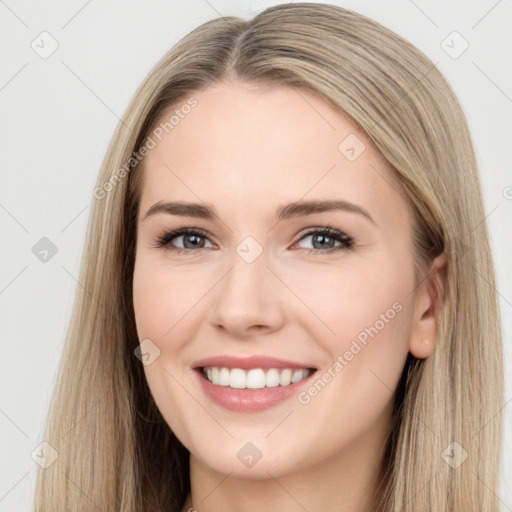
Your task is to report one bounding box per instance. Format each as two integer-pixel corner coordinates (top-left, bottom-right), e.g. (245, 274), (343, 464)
(33, 3), (504, 510)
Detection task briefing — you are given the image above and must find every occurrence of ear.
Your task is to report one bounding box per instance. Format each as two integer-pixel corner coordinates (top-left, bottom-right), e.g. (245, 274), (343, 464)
(409, 253), (447, 359)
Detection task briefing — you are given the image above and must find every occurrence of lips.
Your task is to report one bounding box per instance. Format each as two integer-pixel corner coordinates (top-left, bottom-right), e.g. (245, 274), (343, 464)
(192, 355), (317, 412)
(192, 355), (315, 370)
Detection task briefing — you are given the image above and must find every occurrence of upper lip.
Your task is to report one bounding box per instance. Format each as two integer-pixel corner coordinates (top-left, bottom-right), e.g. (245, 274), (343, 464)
(192, 355), (316, 370)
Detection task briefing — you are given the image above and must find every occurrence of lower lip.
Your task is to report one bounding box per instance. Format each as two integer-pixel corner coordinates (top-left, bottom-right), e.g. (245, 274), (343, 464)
(194, 369), (316, 412)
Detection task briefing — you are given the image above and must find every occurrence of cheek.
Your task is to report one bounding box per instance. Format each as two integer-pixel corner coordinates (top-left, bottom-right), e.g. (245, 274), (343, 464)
(132, 259), (201, 447)
(287, 254), (415, 408)
(132, 259), (206, 339)
(296, 256), (414, 400)
(281, 253), (414, 344)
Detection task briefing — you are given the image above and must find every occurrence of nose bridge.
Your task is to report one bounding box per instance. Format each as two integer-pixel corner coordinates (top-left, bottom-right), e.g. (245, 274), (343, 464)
(224, 233), (270, 292)
(208, 238), (284, 334)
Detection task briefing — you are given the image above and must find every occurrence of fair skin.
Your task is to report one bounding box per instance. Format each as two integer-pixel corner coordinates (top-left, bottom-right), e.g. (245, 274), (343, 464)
(132, 80), (446, 512)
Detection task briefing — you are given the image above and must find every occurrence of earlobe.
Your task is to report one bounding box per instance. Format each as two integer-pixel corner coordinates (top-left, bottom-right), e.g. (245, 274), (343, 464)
(409, 335), (435, 359)
(408, 252), (447, 359)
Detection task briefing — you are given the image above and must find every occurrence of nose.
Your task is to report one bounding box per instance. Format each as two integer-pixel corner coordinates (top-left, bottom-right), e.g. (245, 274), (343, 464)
(208, 250), (286, 339)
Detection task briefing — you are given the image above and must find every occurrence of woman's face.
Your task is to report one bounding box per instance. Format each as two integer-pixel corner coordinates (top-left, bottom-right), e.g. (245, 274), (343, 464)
(132, 80), (437, 480)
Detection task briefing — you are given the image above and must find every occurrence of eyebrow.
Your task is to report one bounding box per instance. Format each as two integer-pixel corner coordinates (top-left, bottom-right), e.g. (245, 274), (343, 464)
(143, 199), (376, 225)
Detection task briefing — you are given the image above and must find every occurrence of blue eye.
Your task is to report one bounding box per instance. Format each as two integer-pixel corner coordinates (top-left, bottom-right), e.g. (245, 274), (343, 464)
(154, 226), (354, 255)
(155, 227), (213, 254)
(296, 227), (353, 254)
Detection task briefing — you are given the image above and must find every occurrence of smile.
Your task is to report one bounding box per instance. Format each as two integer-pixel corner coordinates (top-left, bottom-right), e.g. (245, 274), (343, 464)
(192, 355), (317, 412)
(202, 366), (312, 389)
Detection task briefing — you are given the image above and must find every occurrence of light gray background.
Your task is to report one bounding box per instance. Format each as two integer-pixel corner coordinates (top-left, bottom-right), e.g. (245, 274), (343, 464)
(1, 1), (511, 510)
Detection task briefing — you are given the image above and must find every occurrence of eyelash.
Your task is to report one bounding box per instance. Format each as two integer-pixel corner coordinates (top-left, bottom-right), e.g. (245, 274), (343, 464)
(153, 225), (354, 256)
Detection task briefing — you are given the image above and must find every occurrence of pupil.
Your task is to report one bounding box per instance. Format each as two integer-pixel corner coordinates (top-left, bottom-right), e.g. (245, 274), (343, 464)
(313, 234), (334, 249)
(184, 235), (203, 249)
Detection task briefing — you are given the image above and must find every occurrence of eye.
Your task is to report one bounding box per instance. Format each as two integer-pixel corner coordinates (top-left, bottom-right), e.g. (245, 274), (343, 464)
(154, 228), (214, 254)
(153, 225), (354, 256)
(295, 226), (354, 254)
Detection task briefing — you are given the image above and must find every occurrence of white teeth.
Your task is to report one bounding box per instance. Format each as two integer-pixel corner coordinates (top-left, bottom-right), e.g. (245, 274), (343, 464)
(291, 369), (305, 383)
(279, 368), (292, 386)
(230, 368), (246, 389)
(202, 367), (311, 389)
(265, 368), (280, 388)
(219, 367), (230, 386)
(246, 369), (266, 389)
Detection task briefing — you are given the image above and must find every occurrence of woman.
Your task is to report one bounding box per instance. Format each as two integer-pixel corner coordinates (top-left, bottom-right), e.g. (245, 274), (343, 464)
(33, 3), (504, 511)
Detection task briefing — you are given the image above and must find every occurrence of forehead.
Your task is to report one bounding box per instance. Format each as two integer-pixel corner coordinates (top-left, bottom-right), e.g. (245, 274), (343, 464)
(137, 81), (410, 227)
